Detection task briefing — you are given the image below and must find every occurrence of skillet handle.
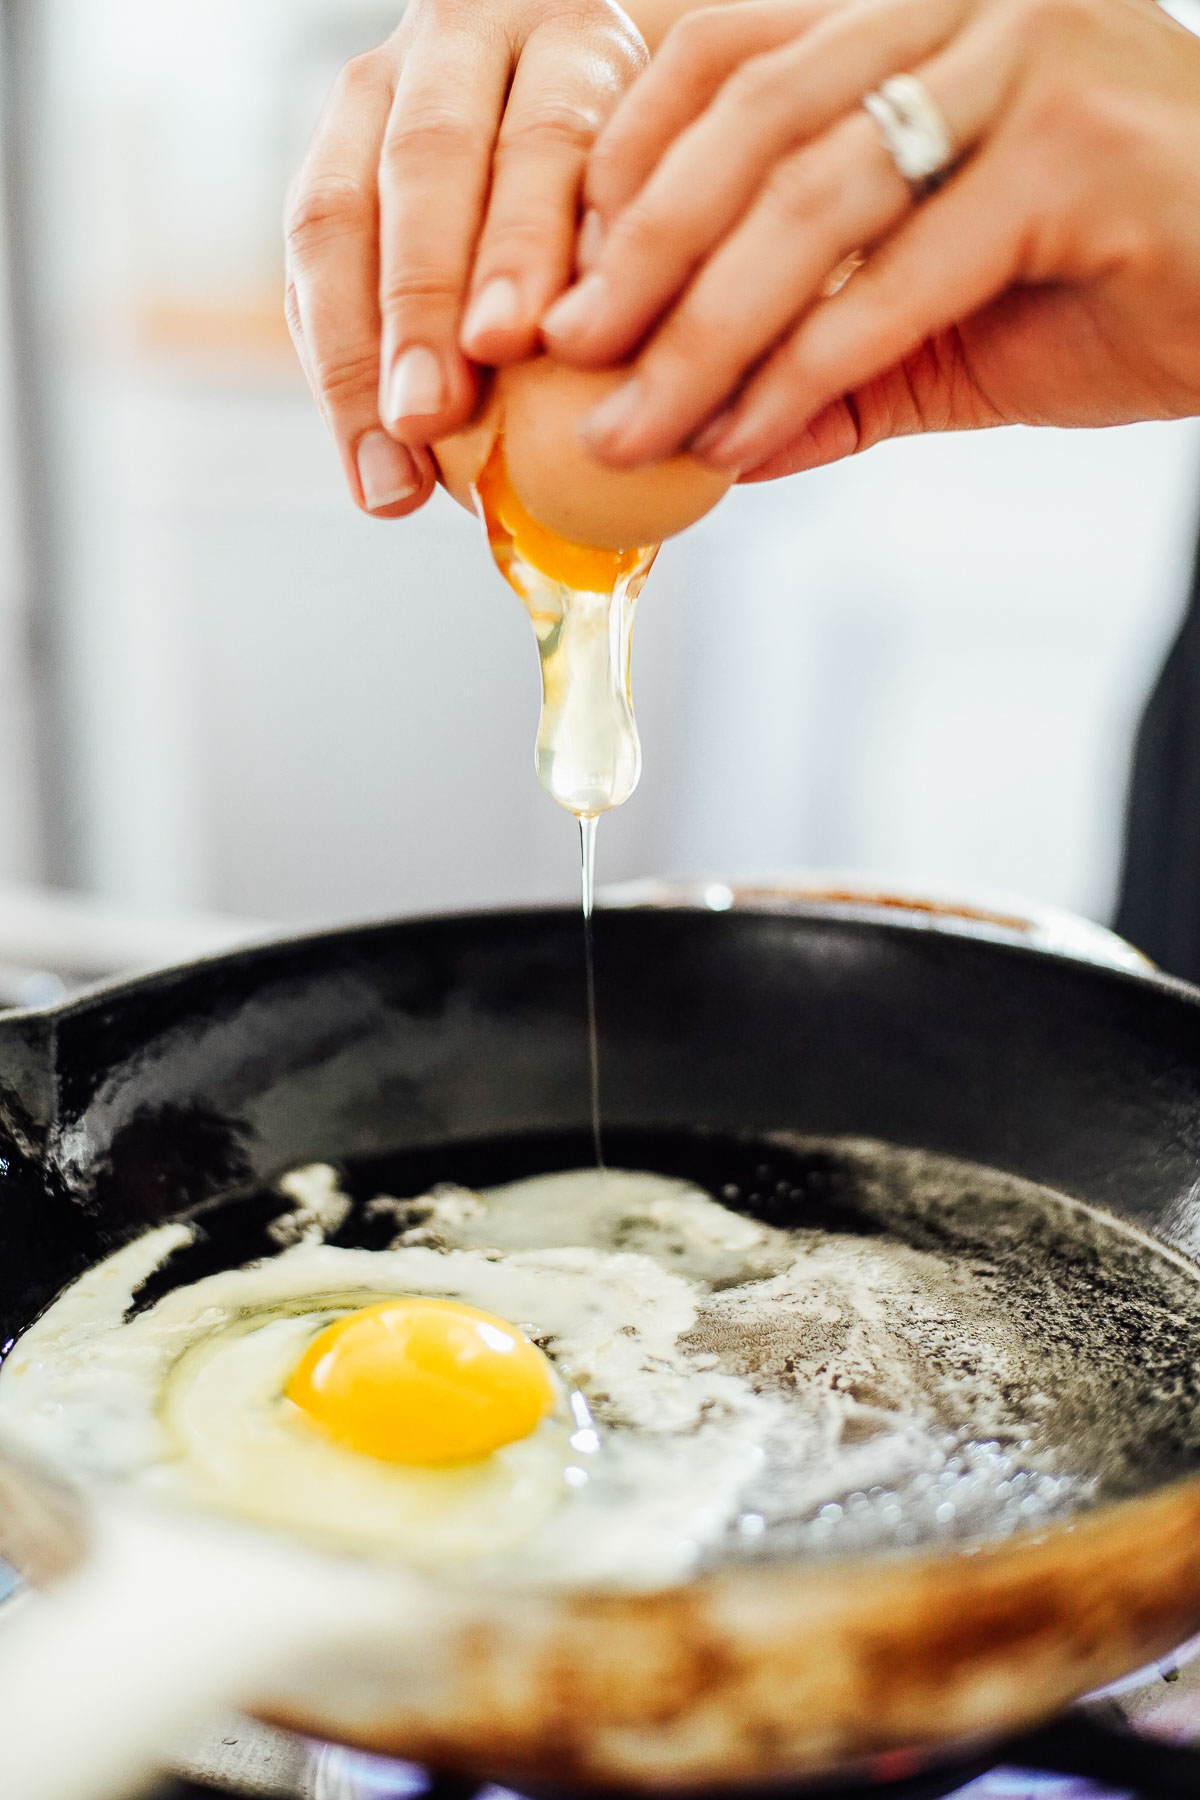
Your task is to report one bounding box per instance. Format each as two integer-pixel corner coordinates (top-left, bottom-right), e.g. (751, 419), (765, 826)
(598, 873), (1151, 976)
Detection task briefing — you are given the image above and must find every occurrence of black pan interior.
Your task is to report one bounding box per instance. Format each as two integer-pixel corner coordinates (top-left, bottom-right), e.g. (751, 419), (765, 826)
(2, 905), (1200, 1532)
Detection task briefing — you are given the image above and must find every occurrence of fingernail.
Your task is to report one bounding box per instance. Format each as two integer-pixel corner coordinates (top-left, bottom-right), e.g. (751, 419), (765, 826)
(693, 429), (747, 473)
(385, 345), (444, 424)
(690, 407), (749, 470)
(577, 208), (605, 274)
(577, 376), (644, 451)
(690, 409), (738, 458)
(461, 277), (521, 349)
(541, 273), (607, 342)
(357, 429), (420, 510)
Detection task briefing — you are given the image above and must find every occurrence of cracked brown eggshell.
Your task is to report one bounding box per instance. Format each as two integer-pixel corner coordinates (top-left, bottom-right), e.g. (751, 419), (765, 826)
(433, 358), (733, 551)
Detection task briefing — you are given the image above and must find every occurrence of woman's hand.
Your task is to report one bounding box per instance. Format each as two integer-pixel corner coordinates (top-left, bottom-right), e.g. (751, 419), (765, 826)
(284, 0), (646, 518)
(541, 0), (1200, 481)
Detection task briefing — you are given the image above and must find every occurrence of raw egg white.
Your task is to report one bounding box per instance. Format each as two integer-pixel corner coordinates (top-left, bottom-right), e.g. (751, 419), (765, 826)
(433, 358), (732, 553)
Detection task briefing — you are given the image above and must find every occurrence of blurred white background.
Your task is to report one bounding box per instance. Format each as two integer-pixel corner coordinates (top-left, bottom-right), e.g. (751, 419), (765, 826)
(0, 0), (1198, 974)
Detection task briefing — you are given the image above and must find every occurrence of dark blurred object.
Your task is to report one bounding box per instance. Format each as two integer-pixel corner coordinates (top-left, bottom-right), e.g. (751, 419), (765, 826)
(1116, 518), (1200, 979)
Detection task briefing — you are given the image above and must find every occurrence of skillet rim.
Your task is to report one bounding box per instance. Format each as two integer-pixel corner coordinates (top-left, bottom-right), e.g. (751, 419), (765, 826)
(0, 889), (1194, 1029)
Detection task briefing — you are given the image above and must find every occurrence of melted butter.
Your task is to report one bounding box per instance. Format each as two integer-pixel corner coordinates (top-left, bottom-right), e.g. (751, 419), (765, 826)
(472, 437), (658, 821)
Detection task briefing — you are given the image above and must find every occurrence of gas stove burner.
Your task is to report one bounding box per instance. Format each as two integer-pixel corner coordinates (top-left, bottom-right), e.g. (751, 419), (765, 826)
(142, 1717), (1200, 1800)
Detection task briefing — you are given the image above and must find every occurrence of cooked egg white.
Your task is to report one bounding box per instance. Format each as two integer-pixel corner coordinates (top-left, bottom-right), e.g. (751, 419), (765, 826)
(0, 1164), (1085, 1587)
(159, 1292), (577, 1566)
(0, 1173), (796, 1584)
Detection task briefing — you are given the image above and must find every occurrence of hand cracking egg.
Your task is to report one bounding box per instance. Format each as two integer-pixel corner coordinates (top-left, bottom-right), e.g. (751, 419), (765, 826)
(432, 358), (735, 817)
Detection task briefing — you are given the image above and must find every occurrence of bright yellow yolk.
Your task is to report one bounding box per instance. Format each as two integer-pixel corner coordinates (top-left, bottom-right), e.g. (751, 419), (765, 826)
(285, 1298), (557, 1466)
(475, 436), (653, 593)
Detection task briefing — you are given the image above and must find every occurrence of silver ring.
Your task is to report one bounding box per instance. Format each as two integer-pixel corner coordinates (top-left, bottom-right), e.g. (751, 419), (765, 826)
(862, 73), (954, 195)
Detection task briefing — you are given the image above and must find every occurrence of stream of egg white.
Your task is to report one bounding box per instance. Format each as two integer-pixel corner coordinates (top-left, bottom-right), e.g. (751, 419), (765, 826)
(579, 813), (603, 1168)
(471, 444), (657, 1173)
(0, 1500), (402, 1800)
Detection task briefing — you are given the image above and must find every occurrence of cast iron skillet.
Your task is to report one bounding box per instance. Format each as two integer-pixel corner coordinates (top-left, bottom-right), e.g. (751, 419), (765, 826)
(4, 889), (1200, 1791)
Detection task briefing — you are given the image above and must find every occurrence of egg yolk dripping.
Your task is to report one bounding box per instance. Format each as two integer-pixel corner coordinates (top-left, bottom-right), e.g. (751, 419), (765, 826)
(473, 436), (658, 821)
(286, 1297), (557, 1466)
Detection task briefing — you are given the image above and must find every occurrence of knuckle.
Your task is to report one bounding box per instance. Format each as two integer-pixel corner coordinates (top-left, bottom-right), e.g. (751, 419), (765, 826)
(552, 0), (620, 29)
(1006, 0), (1094, 49)
(406, 0), (460, 20)
(585, 128), (631, 205)
(722, 51), (786, 115)
(763, 150), (835, 225)
(1100, 213), (1160, 279)
(1021, 64), (1136, 158)
(541, 0), (643, 54)
(611, 186), (709, 274)
(1015, 64), (1089, 150)
(598, 10), (650, 80)
(654, 304), (725, 375)
(1013, 76), (1068, 144)
(333, 48), (388, 101)
(284, 173), (370, 257)
(310, 344), (381, 414)
(668, 6), (731, 71)
(400, 0), (473, 37)
(497, 98), (599, 160)
(611, 195), (668, 261)
(476, 217), (555, 270)
(381, 103), (483, 175)
(379, 265), (461, 316)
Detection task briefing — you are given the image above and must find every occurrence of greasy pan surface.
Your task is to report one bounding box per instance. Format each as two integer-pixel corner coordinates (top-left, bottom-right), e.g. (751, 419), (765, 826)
(4, 904), (1200, 1787)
